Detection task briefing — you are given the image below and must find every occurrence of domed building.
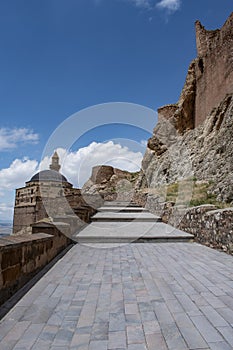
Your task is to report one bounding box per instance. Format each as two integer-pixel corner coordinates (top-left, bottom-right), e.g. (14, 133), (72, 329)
(13, 152), (75, 234)
(15, 152), (72, 207)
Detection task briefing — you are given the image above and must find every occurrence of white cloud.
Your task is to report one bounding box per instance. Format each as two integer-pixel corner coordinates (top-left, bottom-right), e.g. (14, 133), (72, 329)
(52, 141), (143, 187)
(0, 158), (38, 190)
(0, 141), (142, 191)
(156, 0), (181, 12)
(140, 139), (148, 147)
(94, 0), (152, 7)
(129, 0), (151, 8)
(126, 0), (181, 12)
(0, 158), (38, 220)
(0, 142), (143, 220)
(0, 128), (39, 151)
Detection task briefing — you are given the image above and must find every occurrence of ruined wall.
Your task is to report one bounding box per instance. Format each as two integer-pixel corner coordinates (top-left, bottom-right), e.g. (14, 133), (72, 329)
(157, 60), (196, 134)
(91, 165), (114, 184)
(82, 165), (139, 201)
(195, 13), (233, 125)
(143, 13), (233, 199)
(157, 12), (233, 131)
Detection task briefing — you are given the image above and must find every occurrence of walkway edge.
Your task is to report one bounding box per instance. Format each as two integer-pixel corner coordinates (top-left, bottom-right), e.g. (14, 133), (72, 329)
(0, 243), (75, 321)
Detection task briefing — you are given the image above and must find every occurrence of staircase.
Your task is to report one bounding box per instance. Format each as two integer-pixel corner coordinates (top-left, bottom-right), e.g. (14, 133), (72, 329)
(75, 201), (194, 244)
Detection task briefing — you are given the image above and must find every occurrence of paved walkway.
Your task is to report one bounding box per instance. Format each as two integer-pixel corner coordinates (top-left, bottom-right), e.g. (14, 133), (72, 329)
(0, 203), (233, 349)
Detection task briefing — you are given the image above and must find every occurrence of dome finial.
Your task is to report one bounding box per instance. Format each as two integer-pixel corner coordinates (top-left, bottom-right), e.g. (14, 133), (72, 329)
(49, 151), (61, 172)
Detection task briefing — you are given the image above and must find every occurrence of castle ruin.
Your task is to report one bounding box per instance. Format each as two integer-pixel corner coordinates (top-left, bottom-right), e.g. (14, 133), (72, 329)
(157, 12), (233, 132)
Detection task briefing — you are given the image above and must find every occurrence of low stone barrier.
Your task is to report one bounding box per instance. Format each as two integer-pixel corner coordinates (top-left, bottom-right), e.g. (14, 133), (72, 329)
(137, 193), (233, 255)
(0, 227), (71, 307)
(175, 205), (232, 254)
(190, 207), (233, 254)
(1, 202), (99, 307)
(168, 206), (232, 254)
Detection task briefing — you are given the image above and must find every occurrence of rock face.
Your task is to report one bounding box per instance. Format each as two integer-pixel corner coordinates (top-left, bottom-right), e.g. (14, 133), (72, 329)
(156, 60), (196, 135)
(82, 165), (139, 201)
(156, 13), (233, 133)
(136, 13), (233, 205)
(195, 15), (233, 125)
(137, 93), (233, 203)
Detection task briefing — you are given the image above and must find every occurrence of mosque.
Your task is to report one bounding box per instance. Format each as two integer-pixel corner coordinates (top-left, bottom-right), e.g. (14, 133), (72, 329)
(13, 152), (82, 234)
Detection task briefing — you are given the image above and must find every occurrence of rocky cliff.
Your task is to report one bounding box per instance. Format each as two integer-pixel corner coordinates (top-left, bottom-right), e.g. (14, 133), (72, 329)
(82, 165), (139, 201)
(82, 14), (233, 207)
(83, 92), (233, 206)
(136, 93), (233, 204)
(135, 13), (233, 206)
(156, 13), (233, 132)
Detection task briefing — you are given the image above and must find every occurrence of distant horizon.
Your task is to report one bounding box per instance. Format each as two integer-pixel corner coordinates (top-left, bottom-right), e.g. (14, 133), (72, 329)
(0, 222), (12, 238)
(0, 220), (12, 224)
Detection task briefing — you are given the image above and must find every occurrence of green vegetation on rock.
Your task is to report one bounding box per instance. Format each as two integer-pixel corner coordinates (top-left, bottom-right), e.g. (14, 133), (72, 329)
(148, 178), (230, 208)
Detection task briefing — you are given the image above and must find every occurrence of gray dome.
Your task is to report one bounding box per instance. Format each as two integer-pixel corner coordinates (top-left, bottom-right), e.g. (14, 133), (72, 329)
(29, 170), (68, 183)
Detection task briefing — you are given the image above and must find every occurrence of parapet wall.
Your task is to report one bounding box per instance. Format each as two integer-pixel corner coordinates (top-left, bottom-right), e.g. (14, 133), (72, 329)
(0, 227), (71, 307)
(178, 207), (233, 253)
(143, 195), (233, 255)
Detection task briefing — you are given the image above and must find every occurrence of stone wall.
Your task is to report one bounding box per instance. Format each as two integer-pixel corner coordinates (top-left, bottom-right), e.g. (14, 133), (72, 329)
(142, 195), (233, 255)
(156, 12), (233, 131)
(195, 13), (233, 126)
(0, 228), (71, 307)
(157, 60), (196, 134)
(178, 207), (233, 254)
(13, 193), (101, 234)
(13, 205), (37, 233)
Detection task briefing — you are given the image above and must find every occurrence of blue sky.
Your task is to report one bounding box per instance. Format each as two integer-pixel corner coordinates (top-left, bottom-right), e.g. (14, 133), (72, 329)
(0, 0), (232, 221)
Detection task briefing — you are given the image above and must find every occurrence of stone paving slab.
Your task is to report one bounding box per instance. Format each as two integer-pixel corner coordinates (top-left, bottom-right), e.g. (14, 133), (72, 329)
(1, 242), (233, 349)
(76, 221), (193, 243)
(104, 201), (141, 207)
(98, 206), (148, 213)
(91, 211), (162, 222)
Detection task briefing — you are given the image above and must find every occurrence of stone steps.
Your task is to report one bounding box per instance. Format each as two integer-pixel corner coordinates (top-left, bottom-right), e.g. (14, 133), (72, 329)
(75, 201), (194, 244)
(98, 206), (148, 213)
(91, 211), (162, 222)
(94, 201), (154, 219)
(103, 201), (143, 208)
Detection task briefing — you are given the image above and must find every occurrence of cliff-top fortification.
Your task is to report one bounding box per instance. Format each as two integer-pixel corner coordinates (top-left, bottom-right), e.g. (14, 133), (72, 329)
(138, 13), (233, 205)
(156, 13), (233, 134)
(80, 14), (233, 206)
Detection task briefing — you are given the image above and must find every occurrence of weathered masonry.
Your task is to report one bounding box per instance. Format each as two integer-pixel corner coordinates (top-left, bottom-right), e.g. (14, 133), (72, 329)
(157, 12), (233, 132)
